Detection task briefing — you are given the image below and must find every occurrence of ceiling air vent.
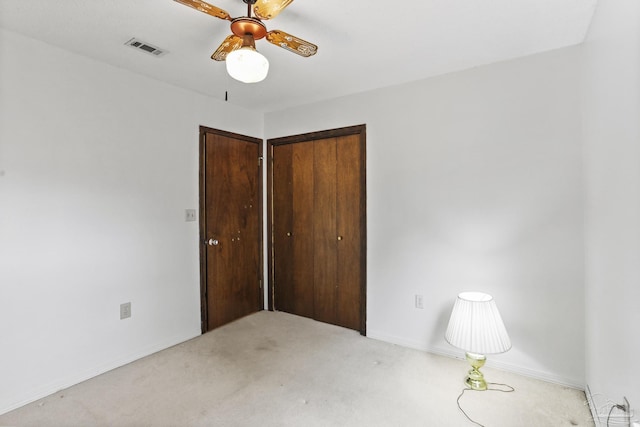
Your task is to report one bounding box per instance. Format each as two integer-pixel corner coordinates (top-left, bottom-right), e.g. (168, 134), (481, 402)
(124, 38), (168, 57)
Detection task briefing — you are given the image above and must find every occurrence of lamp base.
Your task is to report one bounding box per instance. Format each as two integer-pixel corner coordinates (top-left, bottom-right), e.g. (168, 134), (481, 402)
(465, 352), (488, 391)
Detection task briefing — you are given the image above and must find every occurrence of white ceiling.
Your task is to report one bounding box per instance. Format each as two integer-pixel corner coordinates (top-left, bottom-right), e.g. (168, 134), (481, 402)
(0, 0), (597, 113)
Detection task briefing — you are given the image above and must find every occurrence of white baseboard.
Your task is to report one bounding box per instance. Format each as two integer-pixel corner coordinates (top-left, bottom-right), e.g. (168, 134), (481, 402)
(585, 384), (603, 427)
(1, 332), (200, 416)
(366, 329), (585, 390)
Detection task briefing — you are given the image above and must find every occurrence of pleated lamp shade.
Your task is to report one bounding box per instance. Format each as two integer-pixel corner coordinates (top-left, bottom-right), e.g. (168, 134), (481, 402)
(445, 292), (511, 355)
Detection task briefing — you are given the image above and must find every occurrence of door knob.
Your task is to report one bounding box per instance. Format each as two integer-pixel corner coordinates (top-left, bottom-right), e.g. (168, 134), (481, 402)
(206, 238), (219, 246)
(337, 236), (343, 241)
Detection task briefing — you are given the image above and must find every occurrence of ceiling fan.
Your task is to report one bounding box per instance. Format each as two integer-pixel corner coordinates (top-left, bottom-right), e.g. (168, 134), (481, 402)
(174, 0), (318, 83)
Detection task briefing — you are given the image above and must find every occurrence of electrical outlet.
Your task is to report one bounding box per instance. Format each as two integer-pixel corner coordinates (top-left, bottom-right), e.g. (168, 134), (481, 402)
(415, 294), (424, 309)
(185, 209), (196, 222)
(120, 302), (131, 319)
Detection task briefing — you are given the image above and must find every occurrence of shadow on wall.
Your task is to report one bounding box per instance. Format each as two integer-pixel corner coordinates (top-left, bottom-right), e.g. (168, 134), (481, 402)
(429, 300), (458, 355)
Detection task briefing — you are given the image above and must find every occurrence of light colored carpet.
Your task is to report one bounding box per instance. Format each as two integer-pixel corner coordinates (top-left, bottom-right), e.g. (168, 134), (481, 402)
(0, 311), (594, 426)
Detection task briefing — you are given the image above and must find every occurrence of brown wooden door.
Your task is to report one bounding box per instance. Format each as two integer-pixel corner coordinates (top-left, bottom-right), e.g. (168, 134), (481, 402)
(269, 125), (366, 334)
(200, 127), (262, 332)
(313, 137), (338, 325)
(272, 142), (316, 319)
(334, 133), (363, 330)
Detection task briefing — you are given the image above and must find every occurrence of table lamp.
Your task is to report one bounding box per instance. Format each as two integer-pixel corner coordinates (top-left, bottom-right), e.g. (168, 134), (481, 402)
(445, 292), (511, 391)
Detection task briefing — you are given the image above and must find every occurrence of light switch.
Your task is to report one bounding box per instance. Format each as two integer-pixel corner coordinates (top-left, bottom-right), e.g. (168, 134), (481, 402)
(185, 209), (196, 222)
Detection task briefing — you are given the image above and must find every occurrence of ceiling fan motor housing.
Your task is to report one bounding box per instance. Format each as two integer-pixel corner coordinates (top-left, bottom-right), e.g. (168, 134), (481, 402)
(231, 17), (267, 40)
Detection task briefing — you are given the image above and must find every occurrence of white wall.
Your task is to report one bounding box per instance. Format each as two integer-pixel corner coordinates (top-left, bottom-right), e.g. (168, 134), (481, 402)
(11, 7), (639, 414)
(266, 47), (586, 387)
(582, 0), (640, 424)
(0, 28), (263, 413)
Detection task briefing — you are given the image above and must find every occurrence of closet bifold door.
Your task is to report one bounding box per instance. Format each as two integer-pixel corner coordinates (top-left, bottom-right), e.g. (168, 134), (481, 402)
(291, 142), (315, 318)
(313, 138), (338, 325)
(334, 133), (362, 331)
(272, 142), (315, 318)
(269, 125), (366, 335)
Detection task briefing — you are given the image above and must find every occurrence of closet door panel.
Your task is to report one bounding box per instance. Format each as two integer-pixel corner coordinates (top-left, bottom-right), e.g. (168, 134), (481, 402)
(291, 142), (315, 318)
(336, 134), (363, 330)
(273, 144), (294, 313)
(313, 138), (338, 324)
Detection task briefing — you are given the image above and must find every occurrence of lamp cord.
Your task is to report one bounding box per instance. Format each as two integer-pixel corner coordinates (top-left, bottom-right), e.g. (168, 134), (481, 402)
(456, 382), (515, 427)
(606, 403), (627, 427)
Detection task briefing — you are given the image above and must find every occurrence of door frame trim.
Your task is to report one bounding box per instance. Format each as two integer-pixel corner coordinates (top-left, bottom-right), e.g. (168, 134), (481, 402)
(266, 124), (367, 335)
(199, 126), (264, 334)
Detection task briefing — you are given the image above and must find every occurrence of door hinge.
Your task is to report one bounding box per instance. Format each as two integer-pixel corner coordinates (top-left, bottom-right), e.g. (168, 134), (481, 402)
(259, 279), (263, 289)
(258, 156), (263, 167)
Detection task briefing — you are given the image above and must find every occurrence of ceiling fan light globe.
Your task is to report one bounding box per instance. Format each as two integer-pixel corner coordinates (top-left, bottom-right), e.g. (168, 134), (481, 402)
(226, 47), (269, 83)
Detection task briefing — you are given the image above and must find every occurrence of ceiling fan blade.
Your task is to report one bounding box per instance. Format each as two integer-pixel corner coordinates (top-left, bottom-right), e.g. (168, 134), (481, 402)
(211, 35), (244, 61)
(253, 0), (294, 20)
(266, 30), (318, 57)
(174, 0), (231, 21)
